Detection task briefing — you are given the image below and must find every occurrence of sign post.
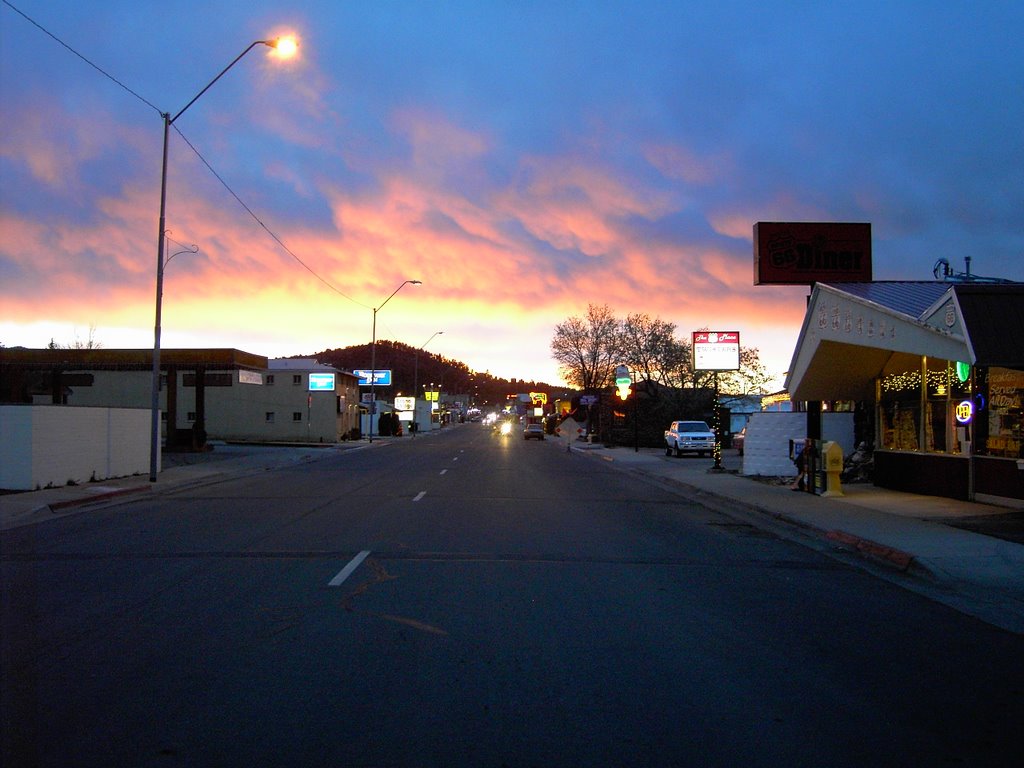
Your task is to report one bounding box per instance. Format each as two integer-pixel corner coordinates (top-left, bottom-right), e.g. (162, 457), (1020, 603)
(692, 331), (741, 472)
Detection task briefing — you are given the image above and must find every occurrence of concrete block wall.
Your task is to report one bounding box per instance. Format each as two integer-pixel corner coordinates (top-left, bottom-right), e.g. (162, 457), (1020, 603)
(741, 411), (855, 477)
(0, 405), (152, 491)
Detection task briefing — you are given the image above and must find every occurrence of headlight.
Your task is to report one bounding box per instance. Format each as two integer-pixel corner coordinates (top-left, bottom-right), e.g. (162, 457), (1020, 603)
(500, 422), (512, 435)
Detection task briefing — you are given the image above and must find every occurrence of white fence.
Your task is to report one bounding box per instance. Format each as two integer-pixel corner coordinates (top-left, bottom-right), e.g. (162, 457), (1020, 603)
(0, 405), (153, 491)
(741, 411), (855, 477)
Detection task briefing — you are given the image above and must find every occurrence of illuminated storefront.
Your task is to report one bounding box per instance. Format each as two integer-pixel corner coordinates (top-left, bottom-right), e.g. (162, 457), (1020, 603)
(786, 282), (1024, 504)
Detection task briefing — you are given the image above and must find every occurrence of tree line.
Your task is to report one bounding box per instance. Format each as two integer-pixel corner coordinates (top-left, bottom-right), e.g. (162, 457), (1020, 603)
(550, 304), (773, 396)
(550, 304), (775, 443)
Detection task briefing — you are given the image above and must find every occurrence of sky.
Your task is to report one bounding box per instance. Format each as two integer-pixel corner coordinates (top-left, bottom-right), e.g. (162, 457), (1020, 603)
(2, 1), (1022, 390)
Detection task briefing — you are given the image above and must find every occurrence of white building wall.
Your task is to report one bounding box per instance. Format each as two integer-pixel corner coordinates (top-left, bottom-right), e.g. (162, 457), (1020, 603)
(55, 366), (361, 443)
(0, 406), (33, 488)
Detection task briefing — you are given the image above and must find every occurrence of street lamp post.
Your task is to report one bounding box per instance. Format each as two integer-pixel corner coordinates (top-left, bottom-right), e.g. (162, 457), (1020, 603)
(413, 330), (443, 437)
(368, 280), (422, 442)
(148, 37), (296, 482)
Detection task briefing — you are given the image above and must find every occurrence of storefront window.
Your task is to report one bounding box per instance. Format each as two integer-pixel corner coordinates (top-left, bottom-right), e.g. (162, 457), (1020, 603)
(925, 362), (971, 453)
(879, 368), (920, 450)
(985, 367), (1024, 458)
(879, 361), (971, 453)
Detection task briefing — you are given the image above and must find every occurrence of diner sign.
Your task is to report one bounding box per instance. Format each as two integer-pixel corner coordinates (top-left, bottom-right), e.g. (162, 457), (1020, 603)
(693, 331), (740, 371)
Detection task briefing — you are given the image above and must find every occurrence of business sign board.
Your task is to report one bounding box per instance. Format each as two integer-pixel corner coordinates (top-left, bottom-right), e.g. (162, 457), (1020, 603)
(693, 331), (740, 371)
(394, 396), (416, 411)
(754, 222), (872, 285)
(238, 370), (263, 385)
(353, 369), (392, 386)
(308, 373), (336, 391)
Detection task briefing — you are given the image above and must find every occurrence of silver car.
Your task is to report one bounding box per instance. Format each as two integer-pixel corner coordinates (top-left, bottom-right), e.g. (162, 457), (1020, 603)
(523, 424), (545, 440)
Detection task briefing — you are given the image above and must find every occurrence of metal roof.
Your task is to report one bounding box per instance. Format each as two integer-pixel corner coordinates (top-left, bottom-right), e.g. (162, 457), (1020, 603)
(823, 281), (951, 318)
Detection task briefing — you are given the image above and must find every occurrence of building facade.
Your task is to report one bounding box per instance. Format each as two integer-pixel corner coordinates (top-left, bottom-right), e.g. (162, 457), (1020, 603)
(786, 282), (1024, 505)
(0, 349), (362, 445)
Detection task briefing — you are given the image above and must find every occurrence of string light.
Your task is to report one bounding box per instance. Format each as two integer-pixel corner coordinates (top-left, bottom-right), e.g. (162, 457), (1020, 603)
(880, 364), (972, 395)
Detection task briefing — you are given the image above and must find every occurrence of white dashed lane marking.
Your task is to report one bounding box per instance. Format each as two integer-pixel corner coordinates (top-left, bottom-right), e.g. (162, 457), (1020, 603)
(328, 550), (370, 587)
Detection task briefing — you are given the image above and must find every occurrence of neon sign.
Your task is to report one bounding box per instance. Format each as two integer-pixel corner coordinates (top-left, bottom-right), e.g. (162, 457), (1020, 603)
(955, 400), (973, 424)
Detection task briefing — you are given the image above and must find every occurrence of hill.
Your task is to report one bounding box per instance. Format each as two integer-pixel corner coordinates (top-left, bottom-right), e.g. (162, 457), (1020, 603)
(307, 342), (567, 407)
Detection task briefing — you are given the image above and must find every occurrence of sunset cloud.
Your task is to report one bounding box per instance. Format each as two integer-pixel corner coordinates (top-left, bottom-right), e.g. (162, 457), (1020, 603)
(2, 1), (1022, 388)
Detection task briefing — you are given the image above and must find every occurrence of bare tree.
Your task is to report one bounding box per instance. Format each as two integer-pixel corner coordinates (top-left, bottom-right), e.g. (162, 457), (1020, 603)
(619, 313), (680, 387)
(719, 346), (773, 395)
(47, 325), (103, 350)
(550, 304), (621, 392)
(553, 310), (776, 403)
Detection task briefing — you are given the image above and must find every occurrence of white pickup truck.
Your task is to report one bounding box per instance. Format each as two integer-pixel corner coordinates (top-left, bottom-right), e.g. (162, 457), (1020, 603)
(664, 420), (716, 457)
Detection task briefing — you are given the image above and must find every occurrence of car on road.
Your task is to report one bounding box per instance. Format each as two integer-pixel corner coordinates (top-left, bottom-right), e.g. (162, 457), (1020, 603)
(733, 426), (746, 455)
(664, 420), (715, 457)
(523, 424), (545, 440)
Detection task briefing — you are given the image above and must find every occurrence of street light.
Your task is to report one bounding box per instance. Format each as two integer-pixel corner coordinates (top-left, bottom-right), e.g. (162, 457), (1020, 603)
(413, 330), (443, 437)
(368, 279), (422, 442)
(148, 36), (297, 482)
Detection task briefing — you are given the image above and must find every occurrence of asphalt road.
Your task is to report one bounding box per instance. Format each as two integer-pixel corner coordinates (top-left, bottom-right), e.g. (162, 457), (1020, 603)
(3, 425), (1023, 767)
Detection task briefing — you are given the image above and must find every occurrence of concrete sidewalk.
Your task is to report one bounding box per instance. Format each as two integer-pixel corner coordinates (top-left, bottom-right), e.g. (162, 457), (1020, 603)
(0, 441), (363, 532)
(573, 442), (1024, 634)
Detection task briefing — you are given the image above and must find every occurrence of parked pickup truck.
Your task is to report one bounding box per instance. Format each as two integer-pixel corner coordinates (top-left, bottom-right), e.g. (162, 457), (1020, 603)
(664, 420), (716, 457)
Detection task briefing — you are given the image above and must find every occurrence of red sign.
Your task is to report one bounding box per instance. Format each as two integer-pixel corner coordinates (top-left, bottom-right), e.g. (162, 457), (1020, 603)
(754, 222), (872, 285)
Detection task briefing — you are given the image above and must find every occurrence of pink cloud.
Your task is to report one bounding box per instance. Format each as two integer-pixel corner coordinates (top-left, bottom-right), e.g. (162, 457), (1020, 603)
(643, 142), (729, 186)
(1, 96), (806, 384)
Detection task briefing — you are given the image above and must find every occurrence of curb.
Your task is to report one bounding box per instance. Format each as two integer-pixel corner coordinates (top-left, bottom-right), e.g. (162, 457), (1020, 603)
(47, 484), (152, 513)
(825, 530), (916, 572)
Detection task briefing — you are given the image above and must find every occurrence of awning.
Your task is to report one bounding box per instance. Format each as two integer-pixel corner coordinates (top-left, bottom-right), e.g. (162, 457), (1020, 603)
(786, 283), (972, 401)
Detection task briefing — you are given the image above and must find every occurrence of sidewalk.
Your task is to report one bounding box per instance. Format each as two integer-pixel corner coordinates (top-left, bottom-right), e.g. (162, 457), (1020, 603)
(572, 442), (1024, 635)
(0, 441), (364, 532)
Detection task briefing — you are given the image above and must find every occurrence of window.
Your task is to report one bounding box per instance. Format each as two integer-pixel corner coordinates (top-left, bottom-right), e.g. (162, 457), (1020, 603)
(879, 359), (971, 453)
(985, 367), (1024, 458)
(293, 412), (303, 422)
(293, 375), (302, 385)
(879, 366), (920, 450)
(265, 412), (275, 423)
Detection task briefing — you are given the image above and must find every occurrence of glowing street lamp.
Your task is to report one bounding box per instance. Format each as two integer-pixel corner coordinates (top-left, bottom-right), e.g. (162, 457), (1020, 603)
(368, 280), (422, 442)
(149, 36), (298, 482)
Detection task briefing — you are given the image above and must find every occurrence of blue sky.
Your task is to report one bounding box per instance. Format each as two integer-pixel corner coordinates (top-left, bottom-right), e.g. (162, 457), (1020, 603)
(2, 0), (1022, 387)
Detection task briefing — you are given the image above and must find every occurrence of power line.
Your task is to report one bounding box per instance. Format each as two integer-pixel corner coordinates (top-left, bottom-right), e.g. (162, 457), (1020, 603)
(172, 125), (369, 308)
(3, 0), (369, 311)
(2, 0), (162, 116)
